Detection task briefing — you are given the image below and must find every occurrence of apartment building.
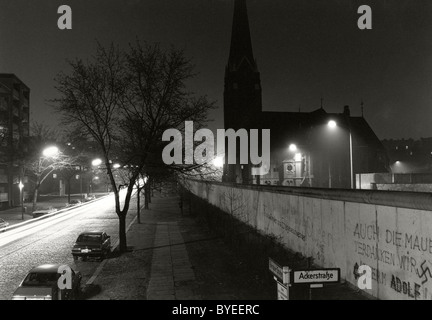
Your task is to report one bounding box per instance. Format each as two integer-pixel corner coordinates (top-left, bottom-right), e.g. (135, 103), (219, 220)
(0, 74), (30, 208)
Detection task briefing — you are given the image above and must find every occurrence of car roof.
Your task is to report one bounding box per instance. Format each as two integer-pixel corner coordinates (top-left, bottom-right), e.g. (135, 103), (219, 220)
(78, 231), (104, 235)
(29, 264), (66, 273)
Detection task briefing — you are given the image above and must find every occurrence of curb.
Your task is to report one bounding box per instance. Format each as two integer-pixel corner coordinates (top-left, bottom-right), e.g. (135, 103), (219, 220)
(85, 214), (138, 286)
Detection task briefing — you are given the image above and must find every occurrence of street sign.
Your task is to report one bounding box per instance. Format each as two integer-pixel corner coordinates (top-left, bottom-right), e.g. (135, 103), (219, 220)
(277, 282), (289, 300)
(292, 268), (340, 285)
(269, 258), (283, 281)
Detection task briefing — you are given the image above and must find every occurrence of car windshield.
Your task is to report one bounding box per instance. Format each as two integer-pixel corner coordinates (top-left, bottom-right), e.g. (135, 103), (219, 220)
(77, 234), (102, 243)
(22, 272), (59, 287)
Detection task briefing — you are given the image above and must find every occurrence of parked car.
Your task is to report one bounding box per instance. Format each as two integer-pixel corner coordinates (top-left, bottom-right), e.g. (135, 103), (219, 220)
(83, 195), (96, 202)
(0, 218), (9, 230)
(66, 199), (81, 207)
(32, 207), (57, 218)
(11, 264), (81, 300)
(72, 231), (111, 261)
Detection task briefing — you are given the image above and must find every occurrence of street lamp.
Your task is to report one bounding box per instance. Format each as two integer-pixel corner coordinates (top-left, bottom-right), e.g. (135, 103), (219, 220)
(212, 156), (224, 168)
(90, 158), (103, 194)
(33, 146), (60, 210)
(18, 181), (24, 220)
(42, 146), (59, 158)
(327, 120), (337, 129)
(92, 158), (102, 166)
(328, 120), (354, 189)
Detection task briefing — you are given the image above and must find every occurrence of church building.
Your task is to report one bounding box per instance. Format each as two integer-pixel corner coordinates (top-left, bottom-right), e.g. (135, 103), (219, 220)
(222, 0), (389, 188)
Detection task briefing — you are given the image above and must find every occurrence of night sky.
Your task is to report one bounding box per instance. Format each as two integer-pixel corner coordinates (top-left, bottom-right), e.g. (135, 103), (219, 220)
(1, 0), (432, 140)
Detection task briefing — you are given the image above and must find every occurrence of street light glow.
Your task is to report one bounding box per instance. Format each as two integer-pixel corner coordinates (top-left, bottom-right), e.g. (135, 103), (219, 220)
(289, 144), (297, 152)
(18, 182), (24, 190)
(113, 163), (121, 169)
(42, 146), (59, 158)
(92, 158), (102, 166)
(212, 156), (224, 168)
(328, 120), (337, 129)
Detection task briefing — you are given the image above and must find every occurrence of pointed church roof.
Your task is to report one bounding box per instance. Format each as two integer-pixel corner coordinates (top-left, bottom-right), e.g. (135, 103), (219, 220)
(227, 0), (257, 71)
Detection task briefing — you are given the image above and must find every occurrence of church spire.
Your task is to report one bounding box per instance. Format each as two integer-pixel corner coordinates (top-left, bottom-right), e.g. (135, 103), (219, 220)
(228, 0), (256, 71)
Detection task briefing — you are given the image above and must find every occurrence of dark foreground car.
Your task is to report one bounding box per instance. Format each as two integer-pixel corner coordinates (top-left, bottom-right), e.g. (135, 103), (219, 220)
(72, 231), (111, 261)
(12, 264), (81, 300)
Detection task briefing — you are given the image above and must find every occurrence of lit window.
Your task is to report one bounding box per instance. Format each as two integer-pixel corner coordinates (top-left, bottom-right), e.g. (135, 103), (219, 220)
(406, 146), (408, 149)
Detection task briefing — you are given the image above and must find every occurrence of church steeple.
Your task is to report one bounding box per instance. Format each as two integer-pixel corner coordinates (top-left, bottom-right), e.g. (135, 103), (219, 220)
(224, 0), (262, 130)
(228, 0), (257, 71)
(223, 0), (262, 183)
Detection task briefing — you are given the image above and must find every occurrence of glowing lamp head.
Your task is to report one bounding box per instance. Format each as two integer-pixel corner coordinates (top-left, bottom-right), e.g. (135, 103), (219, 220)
(328, 120), (337, 129)
(212, 156), (224, 168)
(289, 144), (297, 152)
(92, 159), (102, 166)
(42, 146), (59, 158)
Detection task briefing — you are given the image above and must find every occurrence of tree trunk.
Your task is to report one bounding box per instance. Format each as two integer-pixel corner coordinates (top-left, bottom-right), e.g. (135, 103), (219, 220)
(148, 183), (151, 204)
(118, 213), (127, 252)
(136, 187), (141, 224)
(144, 184), (149, 210)
(32, 176), (41, 212)
(67, 178), (71, 204)
(32, 187), (39, 212)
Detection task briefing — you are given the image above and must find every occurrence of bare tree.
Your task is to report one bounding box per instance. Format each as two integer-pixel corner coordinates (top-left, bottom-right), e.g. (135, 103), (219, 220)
(25, 151), (77, 211)
(53, 41), (215, 252)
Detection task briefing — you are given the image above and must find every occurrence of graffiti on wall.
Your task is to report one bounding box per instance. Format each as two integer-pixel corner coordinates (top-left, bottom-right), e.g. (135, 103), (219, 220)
(353, 222), (432, 299)
(262, 208), (306, 241)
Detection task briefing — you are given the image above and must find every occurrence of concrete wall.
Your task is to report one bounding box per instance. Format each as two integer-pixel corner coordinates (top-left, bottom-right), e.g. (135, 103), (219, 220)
(358, 173), (432, 191)
(185, 180), (432, 300)
(376, 183), (432, 192)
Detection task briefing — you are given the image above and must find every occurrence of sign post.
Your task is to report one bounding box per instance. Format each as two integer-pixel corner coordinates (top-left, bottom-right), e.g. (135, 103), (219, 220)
(269, 258), (291, 300)
(291, 268), (340, 300)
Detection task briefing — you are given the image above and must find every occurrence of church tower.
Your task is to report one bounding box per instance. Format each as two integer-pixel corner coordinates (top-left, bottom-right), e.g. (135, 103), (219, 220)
(223, 0), (263, 183)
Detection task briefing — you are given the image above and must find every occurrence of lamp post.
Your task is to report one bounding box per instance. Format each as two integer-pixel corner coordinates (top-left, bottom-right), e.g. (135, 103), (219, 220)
(33, 146), (59, 211)
(91, 158), (103, 194)
(19, 181), (24, 220)
(328, 120), (353, 189)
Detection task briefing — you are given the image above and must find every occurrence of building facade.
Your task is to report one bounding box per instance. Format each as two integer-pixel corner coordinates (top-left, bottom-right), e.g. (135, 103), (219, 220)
(222, 0), (389, 188)
(382, 138), (432, 173)
(0, 74), (30, 208)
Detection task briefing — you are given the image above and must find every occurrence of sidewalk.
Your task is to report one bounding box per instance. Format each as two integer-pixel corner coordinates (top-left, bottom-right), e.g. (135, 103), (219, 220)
(84, 192), (370, 300)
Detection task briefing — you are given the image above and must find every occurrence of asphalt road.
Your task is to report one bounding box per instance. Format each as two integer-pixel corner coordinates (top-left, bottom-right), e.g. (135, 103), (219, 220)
(0, 192), (136, 300)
